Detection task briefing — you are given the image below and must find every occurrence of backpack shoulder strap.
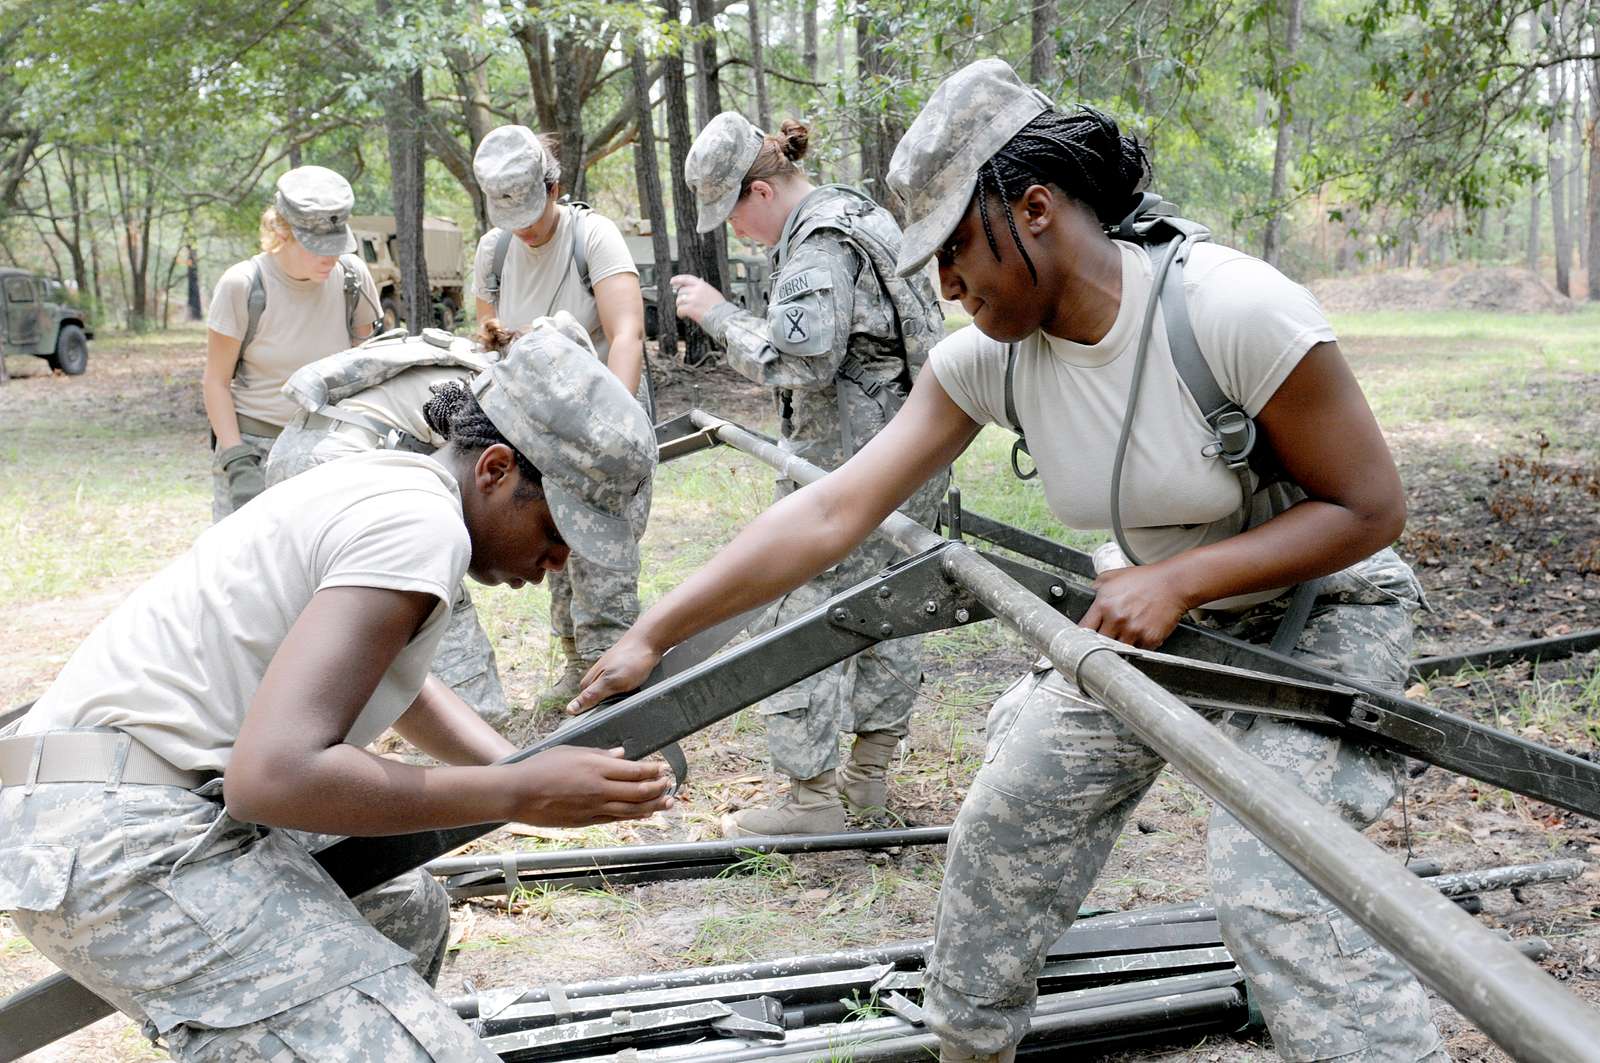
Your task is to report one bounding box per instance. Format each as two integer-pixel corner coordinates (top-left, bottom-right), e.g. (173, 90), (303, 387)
(1158, 239), (1270, 502)
(239, 259), (267, 361)
(485, 228), (514, 309)
(339, 257), (362, 342)
(568, 204), (592, 294)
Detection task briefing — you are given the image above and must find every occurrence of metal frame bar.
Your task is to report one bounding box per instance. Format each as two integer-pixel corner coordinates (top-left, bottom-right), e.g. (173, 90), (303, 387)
(4, 412), (1597, 1057)
(1410, 628), (1600, 681)
(933, 495), (1600, 820)
(683, 409), (1600, 1061)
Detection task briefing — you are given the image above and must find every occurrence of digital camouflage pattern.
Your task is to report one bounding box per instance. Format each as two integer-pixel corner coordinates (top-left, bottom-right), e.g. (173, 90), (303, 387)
(684, 111), (766, 232)
(473, 125), (556, 233)
(547, 466), (653, 661)
(755, 470), (944, 780)
(274, 166), (358, 257)
(281, 327), (489, 416)
(2, 773), (489, 1061)
(923, 548), (1450, 1062)
(885, 58), (1053, 277)
(700, 184), (949, 779)
(472, 317), (656, 574)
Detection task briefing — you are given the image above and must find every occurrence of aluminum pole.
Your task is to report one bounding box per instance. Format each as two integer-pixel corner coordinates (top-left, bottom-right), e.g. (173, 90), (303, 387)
(687, 409), (1600, 1061)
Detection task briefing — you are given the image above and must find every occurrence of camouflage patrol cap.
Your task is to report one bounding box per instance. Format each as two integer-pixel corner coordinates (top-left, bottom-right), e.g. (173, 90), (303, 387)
(685, 112), (765, 233)
(474, 126), (556, 232)
(887, 59), (1052, 276)
(471, 312), (654, 571)
(275, 166), (357, 256)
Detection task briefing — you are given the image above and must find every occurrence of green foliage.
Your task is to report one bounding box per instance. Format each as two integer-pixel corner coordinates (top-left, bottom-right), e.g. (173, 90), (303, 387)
(1, 0), (1593, 309)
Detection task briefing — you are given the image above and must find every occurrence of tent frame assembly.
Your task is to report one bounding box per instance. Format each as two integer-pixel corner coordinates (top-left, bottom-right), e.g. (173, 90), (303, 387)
(3, 408), (1599, 1062)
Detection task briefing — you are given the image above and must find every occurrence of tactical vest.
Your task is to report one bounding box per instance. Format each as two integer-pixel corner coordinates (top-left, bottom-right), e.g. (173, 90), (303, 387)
(775, 185), (945, 455)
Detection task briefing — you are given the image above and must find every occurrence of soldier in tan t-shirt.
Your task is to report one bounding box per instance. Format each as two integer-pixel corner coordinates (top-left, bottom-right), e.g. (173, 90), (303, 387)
(570, 61), (1446, 1063)
(471, 125), (652, 706)
(203, 166), (381, 522)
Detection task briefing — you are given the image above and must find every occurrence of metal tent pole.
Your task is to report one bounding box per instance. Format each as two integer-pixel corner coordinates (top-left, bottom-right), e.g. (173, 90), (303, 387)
(687, 409), (1600, 1062)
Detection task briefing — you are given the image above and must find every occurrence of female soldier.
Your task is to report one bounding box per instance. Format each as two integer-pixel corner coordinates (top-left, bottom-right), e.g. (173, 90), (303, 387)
(664, 113), (948, 836)
(471, 125), (651, 708)
(263, 317), (527, 727)
(2, 324), (669, 1061)
(573, 61), (1447, 1063)
(204, 165), (382, 520)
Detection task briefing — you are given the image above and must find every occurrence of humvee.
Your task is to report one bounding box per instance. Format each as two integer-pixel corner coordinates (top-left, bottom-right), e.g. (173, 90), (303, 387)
(1, 268), (93, 375)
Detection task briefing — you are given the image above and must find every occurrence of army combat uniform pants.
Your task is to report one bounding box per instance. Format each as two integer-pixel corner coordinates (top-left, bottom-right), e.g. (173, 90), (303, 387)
(924, 548), (1451, 1062)
(265, 418), (510, 726)
(548, 470), (654, 662)
(2, 768), (492, 1062)
(757, 463), (949, 780)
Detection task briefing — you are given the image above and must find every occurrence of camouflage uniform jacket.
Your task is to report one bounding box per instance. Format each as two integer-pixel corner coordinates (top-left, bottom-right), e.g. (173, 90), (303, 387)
(702, 184), (943, 469)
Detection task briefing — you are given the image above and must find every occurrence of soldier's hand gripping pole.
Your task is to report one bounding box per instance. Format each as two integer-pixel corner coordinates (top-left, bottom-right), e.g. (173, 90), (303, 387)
(685, 408), (1600, 1063)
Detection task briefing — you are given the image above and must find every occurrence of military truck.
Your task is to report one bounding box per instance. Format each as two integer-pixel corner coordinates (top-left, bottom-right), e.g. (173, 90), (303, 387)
(0, 268), (93, 376)
(349, 215), (466, 330)
(624, 232), (770, 341)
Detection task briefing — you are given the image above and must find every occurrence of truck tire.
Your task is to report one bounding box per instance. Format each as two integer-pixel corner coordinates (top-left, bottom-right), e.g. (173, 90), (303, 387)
(47, 324), (89, 375)
(433, 296), (458, 331)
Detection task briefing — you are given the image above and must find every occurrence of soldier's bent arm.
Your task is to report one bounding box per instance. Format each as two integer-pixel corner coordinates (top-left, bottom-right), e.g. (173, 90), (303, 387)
(702, 236), (856, 390)
(225, 584), (672, 835)
(594, 271), (646, 395)
(202, 328), (246, 449)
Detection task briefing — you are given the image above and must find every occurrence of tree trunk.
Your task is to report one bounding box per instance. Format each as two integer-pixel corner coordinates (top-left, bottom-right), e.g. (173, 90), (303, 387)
(803, 0), (818, 79)
(1030, 0), (1056, 85)
(856, 8), (904, 216)
(746, 0), (773, 129)
(554, 33), (588, 200)
(377, 0), (430, 333)
(1550, 53), (1571, 295)
(1573, 70), (1588, 277)
(691, 0), (731, 289)
(1587, 54), (1600, 299)
(1261, 0), (1304, 268)
(632, 40), (680, 363)
(187, 244), (203, 320)
(1528, 13), (1543, 276)
(663, 0), (712, 363)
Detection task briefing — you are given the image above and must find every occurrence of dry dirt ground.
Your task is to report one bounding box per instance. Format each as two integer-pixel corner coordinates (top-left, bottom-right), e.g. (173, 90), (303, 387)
(1, 321), (1597, 1062)
(1310, 266), (1576, 315)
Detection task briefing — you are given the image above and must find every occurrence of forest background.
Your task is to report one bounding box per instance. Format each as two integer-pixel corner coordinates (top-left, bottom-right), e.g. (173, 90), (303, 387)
(4, 0), (1600, 341)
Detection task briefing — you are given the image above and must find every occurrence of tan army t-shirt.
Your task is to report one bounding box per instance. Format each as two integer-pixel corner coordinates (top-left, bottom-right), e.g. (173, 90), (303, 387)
(472, 206), (636, 361)
(21, 451), (470, 772)
(209, 252), (382, 427)
(930, 240), (1336, 610)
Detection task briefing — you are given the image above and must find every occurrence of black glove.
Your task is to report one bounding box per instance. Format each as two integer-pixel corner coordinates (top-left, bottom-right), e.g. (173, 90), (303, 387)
(217, 444), (266, 511)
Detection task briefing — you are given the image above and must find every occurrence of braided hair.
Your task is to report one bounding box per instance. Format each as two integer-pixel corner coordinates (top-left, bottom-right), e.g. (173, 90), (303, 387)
(423, 381), (545, 502)
(974, 107), (1150, 285)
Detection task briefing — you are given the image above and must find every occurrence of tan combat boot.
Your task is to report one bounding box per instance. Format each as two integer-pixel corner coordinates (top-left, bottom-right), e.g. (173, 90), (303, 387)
(838, 731), (900, 817)
(721, 771), (847, 837)
(540, 637), (595, 708)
